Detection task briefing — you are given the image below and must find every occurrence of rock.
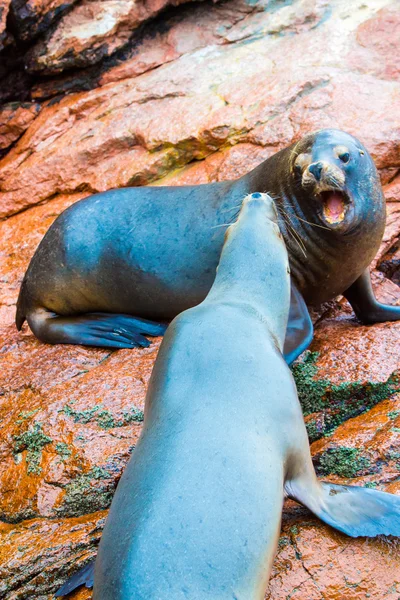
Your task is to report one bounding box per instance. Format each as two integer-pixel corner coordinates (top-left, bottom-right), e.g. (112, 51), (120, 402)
(268, 509), (400, 600)
(1, 0), (400, 218)
(10, 0), (79, 42)
(30, 0), (252, 100)
(352, 3), (400, 82)
(0, 0), (11, 51)
(26, 0), (206, 74)
(0, 511), (105, 598)
(1, 0), (400, 598)
(0, 101), (41, 153)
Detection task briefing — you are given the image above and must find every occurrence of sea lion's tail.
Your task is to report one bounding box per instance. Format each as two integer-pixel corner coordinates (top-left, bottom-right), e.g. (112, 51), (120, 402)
(286, 478), (400, 537)
(55, 560), (95, 597)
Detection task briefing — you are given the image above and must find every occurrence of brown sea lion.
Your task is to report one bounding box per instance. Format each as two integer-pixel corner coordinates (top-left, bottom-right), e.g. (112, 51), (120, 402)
(16, 129), (399, 364)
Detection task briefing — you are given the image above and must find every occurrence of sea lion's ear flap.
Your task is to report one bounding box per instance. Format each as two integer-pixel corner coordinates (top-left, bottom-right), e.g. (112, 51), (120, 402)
(283, 283), (313, 365)
(287, 480), (400, 538)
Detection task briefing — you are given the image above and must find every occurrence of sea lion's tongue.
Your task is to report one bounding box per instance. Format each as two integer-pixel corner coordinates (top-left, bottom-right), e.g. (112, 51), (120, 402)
(322, 191), (345, 223)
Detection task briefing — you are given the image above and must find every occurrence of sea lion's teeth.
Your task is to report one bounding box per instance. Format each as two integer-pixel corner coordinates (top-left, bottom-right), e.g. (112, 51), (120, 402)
(321, 191), (346, 223)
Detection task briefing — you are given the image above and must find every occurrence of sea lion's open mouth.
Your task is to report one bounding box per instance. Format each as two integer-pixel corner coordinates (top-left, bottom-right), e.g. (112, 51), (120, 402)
(319, 190), (349, 225)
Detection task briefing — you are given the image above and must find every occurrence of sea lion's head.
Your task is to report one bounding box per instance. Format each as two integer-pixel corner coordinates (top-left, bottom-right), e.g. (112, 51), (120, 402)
(292, 129), (384, 234)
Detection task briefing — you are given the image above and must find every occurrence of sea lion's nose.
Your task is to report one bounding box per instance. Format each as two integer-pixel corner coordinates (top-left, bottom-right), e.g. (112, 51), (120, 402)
(308, 161), (323, 181)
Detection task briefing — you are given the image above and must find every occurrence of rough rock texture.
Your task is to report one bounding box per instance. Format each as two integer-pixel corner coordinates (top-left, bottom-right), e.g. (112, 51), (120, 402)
(0, 101), (41, 154)
(0, 0), (11, 50)
(26, 0), (207, 73)
(10, 0), (79, 42)
(1, 0), (400, 598)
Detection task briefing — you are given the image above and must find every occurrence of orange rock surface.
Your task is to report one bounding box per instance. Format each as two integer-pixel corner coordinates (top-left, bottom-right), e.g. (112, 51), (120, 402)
(0, 0), (400, 598)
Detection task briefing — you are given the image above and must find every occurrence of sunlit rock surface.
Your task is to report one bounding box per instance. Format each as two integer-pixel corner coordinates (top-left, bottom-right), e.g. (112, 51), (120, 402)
(0, 0), (400, 598)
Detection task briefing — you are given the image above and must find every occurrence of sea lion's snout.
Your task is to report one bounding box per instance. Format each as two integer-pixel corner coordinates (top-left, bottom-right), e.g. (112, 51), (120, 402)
(300, 159), (351, 229)
(308, 161), (323, 181)
(243, 193), (278, 223)
(302, 160), (345, 191)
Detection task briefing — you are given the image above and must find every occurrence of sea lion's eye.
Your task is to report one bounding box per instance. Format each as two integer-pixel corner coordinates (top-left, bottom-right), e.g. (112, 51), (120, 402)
(334, 145), (350, 164)
(339, 152), (350, 163)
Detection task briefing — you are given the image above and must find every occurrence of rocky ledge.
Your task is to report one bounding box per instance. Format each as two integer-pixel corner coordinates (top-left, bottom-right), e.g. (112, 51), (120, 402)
(0, 0), (400, 598)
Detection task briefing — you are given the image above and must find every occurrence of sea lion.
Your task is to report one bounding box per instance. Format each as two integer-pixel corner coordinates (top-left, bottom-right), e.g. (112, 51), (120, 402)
(16, 129), (400, 364)
(55, 193), (400, 599)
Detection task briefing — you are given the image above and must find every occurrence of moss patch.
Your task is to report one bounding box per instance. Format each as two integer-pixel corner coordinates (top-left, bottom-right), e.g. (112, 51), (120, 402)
(388, 411), (400, 420)
(13, 423), (53, 474)
(16, 409), (40, 423)
(59, 466), (114, 517)
(317, 446), (371, 478)
(365, 482), (378, 489)
(388, 451), (400, 470)
(291, 352), (400, 442)
(62, 404), (144, 430)
(55, 442), (72, 460)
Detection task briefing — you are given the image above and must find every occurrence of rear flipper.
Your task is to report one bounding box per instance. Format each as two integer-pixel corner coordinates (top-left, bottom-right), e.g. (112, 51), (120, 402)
(286, 478), (400, 538)
(23, 308), (167, 349)
(55, 560), (95, 597)
(344, 268), (400, 324)
(283, 283), (313, 365)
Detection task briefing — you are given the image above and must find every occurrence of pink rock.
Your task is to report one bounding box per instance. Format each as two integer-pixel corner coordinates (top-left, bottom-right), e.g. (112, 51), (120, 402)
(26, 0), (207, 74)
(0, 102), (41, 152)
(10, 0), (79, 41)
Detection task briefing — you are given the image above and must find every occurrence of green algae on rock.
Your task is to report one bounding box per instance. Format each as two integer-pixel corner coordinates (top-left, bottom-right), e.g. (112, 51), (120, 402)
(62, 403), (144, 430)
(316, 446), (372, 478)
(292, 352), (400, 442)
(58, 467), (115, 518)
(55, 442), (73, 460)
(13, 423), (53, 475)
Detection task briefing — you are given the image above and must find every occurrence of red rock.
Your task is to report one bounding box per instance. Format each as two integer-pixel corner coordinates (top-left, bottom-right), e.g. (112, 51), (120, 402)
(0, 102), (41, 152)
(30, 0), (252, 100)
(10, 0), (79, 42)
(1, 1), (400, 218)
(268, 512), (400, 600)
(352, 3), (400, 82)
(0, 511), (105, 598)
(311, 319), (400, 384)
(26, 0), (208, 74)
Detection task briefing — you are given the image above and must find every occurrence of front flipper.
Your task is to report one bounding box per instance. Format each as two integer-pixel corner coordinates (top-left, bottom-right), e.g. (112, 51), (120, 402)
(344, 268), (400, 324)
(283, 283), (313, 365)
(26, 308), (167, 349)
(286, 478), (400, 538)
(55, 560), (95, 596)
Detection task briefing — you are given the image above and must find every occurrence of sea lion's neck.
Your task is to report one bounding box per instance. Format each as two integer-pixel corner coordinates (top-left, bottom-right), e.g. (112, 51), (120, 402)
(206, 203), (290, 350)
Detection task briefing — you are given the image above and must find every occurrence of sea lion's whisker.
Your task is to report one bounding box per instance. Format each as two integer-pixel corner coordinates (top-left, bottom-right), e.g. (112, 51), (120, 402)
(293, 215), (331, 231)
(278, 210), (308, 256)
(275, 206), (307, 257)
(287, 224), (307, 257)
(229, 207), (242, 224)
(221, 204), (242, 213)
(286, 224), (307, 258)
(211, 223), (232, 229)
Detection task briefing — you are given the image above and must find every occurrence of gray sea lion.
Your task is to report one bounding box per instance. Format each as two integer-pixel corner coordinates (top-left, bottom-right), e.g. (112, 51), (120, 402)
(16, 129), (400, 364)
(56, 193), (400, 599)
